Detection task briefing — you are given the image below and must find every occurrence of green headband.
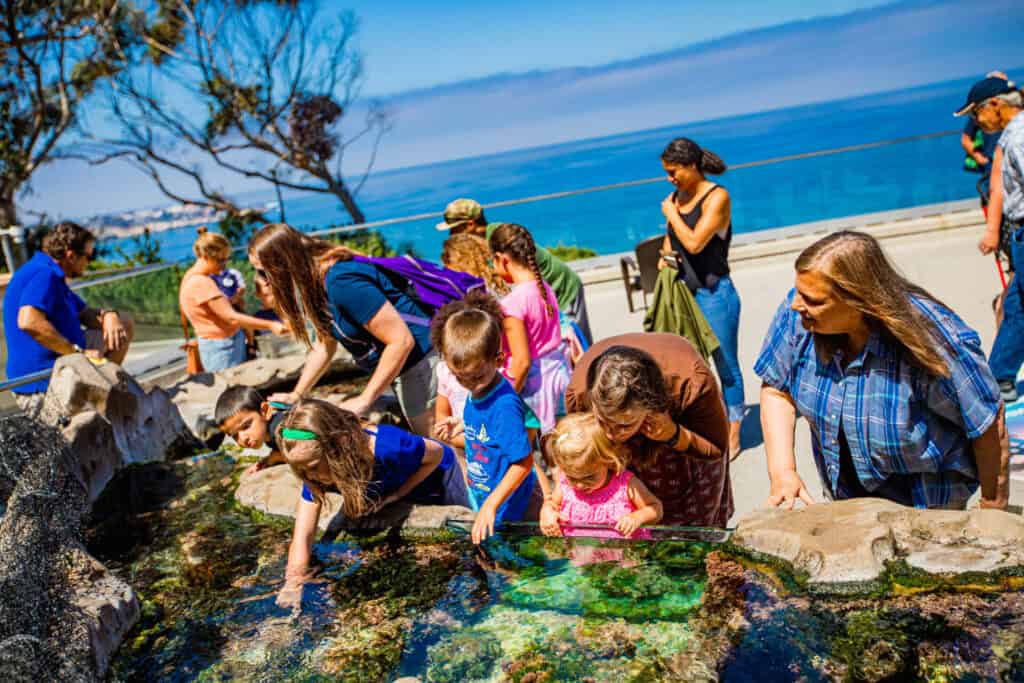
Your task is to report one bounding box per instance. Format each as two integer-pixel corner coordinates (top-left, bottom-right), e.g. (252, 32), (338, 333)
(281, 427), (317, 441)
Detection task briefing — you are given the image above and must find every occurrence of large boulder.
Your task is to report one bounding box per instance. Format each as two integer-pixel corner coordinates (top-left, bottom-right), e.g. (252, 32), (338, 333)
(732, 497), (1024, 591)
(37, 355), (198, 502)
(235, 465), (474, 533)
(0, 416), (139, 682)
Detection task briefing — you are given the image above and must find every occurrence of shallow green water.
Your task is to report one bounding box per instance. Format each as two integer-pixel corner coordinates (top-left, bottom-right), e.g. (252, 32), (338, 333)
(91, 456), (1024, 682)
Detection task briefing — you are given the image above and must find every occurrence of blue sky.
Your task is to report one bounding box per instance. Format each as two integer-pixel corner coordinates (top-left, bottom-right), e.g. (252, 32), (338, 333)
(340, 0), (895, 96)
(22, 0), (1023, 219)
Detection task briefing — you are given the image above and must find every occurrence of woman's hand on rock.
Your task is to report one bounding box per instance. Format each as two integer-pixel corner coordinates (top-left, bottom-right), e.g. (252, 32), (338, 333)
(275, 582), (303, 610)
(766, 469), (816, 510)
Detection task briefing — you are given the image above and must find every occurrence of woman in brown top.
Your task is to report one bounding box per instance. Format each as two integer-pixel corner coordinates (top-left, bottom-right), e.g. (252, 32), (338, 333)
(546, 332), (734, 528)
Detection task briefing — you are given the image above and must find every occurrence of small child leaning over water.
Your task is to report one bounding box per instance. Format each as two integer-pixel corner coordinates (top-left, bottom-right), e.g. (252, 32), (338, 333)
(540, 413), (662, 539)
(431, 291), (543, 543)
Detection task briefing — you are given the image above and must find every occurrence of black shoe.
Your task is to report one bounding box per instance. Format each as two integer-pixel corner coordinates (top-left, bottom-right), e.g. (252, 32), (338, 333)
(998, 380), (1018, 403)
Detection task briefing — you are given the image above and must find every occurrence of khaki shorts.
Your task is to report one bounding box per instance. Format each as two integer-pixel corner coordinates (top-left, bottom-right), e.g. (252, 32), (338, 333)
(393, 350), (439, 432)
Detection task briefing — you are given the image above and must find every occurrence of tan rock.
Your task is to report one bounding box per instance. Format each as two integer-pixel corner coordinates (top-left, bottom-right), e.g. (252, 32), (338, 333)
(732, 497), (1024, 589)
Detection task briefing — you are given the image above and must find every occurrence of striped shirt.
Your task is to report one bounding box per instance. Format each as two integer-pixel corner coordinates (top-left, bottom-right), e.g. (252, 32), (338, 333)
(754, 290), (1001, 509)
(998, 110), (1024, 223)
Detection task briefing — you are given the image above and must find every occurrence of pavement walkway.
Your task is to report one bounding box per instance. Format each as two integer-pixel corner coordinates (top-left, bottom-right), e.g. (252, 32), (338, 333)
(582, 213), (1023, 523)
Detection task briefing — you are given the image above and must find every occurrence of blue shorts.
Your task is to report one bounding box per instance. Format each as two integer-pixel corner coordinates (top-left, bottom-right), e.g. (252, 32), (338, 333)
(197, 330), (246, 372)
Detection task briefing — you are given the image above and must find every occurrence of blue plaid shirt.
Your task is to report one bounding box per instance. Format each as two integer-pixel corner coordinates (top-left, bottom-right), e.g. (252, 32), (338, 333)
(755, 290), (1001, 509)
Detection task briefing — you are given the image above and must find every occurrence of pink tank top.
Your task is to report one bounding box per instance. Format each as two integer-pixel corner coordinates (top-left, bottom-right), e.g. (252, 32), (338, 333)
(559, 470), (653, 539)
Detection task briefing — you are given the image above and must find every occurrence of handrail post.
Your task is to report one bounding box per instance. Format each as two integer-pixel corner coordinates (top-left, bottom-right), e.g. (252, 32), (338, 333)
(0, 229), (16, 273)
(10, 225), (28, 268)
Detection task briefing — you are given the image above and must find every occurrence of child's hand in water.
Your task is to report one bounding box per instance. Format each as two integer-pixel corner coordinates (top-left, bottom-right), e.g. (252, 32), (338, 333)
(616, 512), (644, 538)
(471, 503), (498, 544)
(276, 582), (303, 610)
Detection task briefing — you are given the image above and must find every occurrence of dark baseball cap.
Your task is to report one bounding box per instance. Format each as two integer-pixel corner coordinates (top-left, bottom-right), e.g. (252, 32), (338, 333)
(954, 76), (1015, 116)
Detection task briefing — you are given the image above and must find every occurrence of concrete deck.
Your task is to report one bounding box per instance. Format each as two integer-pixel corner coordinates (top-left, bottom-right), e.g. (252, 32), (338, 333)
(581, 207), (1023, 522)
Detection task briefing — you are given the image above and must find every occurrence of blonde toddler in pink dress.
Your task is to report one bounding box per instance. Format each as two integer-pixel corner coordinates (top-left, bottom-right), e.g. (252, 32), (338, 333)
(540, 413), (663, 541)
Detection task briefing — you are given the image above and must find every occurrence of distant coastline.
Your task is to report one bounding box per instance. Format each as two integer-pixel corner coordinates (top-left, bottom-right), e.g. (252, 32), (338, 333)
(86, 202), (277, 240)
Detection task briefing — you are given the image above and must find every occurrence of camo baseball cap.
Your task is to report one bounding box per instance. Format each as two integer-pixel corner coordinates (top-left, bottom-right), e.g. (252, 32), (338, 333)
(436, 198), (484, 231)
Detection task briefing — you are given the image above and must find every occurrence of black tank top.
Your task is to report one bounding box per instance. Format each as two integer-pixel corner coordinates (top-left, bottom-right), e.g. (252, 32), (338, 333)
(666, 185), (731, 286)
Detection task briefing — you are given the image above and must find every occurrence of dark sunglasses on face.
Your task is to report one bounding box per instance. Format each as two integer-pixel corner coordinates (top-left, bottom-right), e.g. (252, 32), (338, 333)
(255, 268), (268, 281)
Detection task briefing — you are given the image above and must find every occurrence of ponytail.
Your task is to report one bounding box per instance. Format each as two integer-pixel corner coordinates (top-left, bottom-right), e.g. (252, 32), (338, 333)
(488, 223), (554, 317)
(661, 137), (727, 175)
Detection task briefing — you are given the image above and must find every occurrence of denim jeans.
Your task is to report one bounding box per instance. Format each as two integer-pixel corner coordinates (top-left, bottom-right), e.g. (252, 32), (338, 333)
(989, 225), (1024, 384)
(198, 330), (247, 372)
(695, 275), (745, 422)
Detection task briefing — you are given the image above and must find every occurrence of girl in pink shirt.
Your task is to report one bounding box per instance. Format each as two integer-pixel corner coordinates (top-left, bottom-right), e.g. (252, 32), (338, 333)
(489, 223), (571, 433)
(540, 413), (662, 540)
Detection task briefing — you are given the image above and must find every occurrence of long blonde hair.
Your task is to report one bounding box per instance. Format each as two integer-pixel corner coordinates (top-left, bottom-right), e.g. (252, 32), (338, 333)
(441, 233), (509, 296)
(248, 223), (355, 348)
(278, 399), (375, 517)
(541, 413), (629, 480)
(795, 231), (950, 378)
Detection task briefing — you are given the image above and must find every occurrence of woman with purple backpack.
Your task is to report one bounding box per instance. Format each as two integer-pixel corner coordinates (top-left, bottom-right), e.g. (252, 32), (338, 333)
(248, 224), (481, 436)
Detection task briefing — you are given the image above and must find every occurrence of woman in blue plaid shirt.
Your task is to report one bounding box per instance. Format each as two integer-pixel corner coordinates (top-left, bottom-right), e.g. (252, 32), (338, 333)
(755, 231), (1008, 511)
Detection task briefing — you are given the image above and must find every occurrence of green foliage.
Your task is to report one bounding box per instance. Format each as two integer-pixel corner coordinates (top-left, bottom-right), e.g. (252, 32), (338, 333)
(327, 228), (400, 256)
(546, 243), (598, 261)
(114, 228), (163, 266)
(81, 264), (184, 327)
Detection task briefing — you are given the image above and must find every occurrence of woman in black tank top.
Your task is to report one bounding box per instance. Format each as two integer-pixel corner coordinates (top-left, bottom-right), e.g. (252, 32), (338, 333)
(659, 137), (746, 458)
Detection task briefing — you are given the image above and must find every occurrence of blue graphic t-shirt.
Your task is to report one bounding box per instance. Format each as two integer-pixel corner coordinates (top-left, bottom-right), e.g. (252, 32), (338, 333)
(462, 377), (536, 523)
(300, 425), (453, 504)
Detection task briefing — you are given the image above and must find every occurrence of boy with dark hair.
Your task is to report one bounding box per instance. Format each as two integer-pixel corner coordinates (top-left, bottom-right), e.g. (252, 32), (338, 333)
(215, 386), (289, 473)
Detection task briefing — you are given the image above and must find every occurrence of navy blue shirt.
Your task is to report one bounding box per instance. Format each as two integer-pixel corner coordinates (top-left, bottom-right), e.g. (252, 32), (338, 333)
(324, 260), (432, 373)
(462, 377), (536, 523)
(300, 425), (453, 504)
(3, 252), (87, 393)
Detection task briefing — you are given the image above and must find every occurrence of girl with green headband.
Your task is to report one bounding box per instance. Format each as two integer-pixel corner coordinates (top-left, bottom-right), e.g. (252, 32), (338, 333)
(275, 398), (469, 608)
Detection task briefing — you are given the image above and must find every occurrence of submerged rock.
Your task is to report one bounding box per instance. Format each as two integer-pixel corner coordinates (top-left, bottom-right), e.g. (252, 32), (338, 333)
(234, 465), (474, 532)
(732, 497), (1024, 591)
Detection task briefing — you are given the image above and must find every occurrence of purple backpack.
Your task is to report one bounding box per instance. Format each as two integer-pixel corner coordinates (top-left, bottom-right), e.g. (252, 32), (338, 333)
(353, 254), (485, 326)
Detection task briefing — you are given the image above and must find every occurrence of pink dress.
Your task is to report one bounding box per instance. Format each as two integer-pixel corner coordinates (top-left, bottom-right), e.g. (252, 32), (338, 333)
(559, 470), (653, 539)
(500, 281), (570, 434)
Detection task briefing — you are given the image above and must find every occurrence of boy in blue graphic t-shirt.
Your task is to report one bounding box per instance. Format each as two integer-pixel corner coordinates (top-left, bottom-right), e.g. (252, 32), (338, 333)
(432, 291), (540, 543)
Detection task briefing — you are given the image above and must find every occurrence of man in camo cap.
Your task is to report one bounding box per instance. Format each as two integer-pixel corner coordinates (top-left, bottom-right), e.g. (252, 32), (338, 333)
(437, 198), (592, 344)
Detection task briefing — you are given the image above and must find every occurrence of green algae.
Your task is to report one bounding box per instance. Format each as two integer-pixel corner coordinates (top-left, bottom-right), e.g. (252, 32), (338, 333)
(426, 629), (503, 682)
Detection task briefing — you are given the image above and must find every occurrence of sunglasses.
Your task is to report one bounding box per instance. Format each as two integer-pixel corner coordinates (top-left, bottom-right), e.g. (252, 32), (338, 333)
(254, 268), (268, 281)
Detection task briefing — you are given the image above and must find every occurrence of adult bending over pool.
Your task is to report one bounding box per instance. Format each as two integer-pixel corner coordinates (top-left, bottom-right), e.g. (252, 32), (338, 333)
(755, 231), (1008, 511)
(547, 332), (734, 529)
(248, 224), (438, 436)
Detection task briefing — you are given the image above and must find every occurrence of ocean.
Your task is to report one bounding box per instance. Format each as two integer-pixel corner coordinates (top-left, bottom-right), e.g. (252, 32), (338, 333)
(104, 73), (1003, 264)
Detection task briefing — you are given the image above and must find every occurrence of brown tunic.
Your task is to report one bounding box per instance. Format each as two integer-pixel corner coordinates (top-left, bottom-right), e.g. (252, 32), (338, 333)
(565, 332), (734, 527)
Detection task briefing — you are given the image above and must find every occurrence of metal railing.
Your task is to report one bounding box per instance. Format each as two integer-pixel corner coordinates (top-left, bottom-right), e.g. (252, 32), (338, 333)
(0, 128), (965, 392)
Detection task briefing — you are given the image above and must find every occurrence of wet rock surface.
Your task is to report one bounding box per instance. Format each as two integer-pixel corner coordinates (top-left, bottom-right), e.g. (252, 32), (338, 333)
(732, 497), (1024, 590)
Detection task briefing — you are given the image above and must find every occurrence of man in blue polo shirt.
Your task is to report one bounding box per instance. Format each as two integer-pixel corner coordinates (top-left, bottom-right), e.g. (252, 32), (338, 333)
(4, 221), (134, 418)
